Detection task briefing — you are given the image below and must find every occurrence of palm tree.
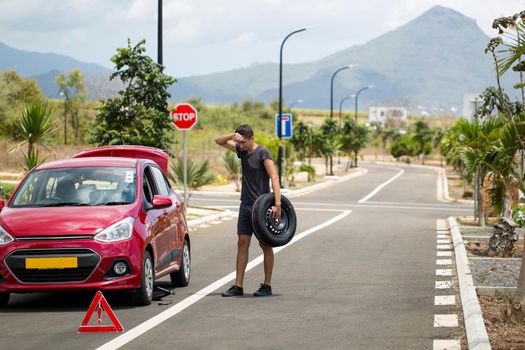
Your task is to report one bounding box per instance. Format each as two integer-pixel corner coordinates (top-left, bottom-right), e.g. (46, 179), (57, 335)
(12, 100), (53, 171)
(223, 151), (241, 192)
(169, 158), (216, 204)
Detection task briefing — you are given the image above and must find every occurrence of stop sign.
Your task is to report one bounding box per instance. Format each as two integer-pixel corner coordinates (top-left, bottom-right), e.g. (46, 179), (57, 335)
(171, 103), (198, 130)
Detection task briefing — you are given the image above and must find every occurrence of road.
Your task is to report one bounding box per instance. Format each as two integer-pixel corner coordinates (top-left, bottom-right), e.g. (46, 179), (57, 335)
(1, 163), (471, 350)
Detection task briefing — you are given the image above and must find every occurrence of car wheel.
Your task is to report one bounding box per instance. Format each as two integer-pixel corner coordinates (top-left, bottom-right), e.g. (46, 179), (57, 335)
(251, 193), (297, 247)
(0, 293), (10, 307)
(170, 238), (190, 287)
(131, 251), (154, 306)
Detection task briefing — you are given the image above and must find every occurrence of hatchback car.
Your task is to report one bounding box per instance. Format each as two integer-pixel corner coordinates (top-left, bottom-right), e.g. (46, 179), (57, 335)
(0, 146), (190, 306)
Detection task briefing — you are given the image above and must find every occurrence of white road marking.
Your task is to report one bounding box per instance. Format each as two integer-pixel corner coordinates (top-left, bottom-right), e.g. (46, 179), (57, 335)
(436, 235), (449, 239)
(433, 314), (459, 327)
(437, 251), (452, 257)
(96, 210), (352, 350)
(437, 239), (451, 244)
(433, 339), (461, 350)
(357, 168), (405, 203)
(436, 269), (453, 276)
(436, 259), (453, 265)
(435, 281), (453, 289)
(434, 295), (456, 305)
(437, 244), (452, 250)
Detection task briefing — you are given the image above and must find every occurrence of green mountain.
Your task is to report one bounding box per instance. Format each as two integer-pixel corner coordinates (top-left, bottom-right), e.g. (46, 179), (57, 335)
(172, 5), (516, 113)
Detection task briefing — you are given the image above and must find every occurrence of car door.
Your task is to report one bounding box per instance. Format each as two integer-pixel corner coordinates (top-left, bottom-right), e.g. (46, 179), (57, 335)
(148, 166), (182, 275)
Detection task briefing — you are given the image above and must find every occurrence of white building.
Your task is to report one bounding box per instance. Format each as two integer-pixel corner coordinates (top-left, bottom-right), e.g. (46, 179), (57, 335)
(463, 93), (482, 122)
(368, 107), (408, 129)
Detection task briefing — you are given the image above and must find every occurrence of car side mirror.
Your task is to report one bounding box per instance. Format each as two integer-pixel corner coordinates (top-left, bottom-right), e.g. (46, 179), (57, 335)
(151, 195), (172, 209)
(0, 200), (4, 212)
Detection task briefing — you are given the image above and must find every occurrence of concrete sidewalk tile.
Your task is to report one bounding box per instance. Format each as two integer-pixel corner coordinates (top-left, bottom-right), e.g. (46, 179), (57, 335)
(434, 295), (456, 305)
(435, 281), (453, 289)
(437, 251), (452, 257)
(434, 314), (458, 327)
(436, 269), (453, 276)
(433, 339), (460, 350)
(436, 259), (453, 265)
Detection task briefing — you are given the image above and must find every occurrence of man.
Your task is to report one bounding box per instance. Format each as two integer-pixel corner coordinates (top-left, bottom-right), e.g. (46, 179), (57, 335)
(215, 124), (281, 297)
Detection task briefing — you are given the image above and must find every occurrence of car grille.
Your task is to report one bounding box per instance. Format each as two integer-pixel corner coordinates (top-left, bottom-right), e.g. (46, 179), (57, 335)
(5, 248), (100, 283)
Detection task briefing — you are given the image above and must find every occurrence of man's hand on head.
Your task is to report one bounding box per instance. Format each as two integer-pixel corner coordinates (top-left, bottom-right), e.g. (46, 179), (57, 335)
(232, 133), (244, 143)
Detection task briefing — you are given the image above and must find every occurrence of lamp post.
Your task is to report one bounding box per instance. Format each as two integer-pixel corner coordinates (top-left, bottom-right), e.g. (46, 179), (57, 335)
(289, 99), (304, 110)
(337, 95), (354, 164)
(158, 0), (163, 65)
(278, 27), (308, 188)
(354, 84), (375, 121)
(329, 65), (354, 175)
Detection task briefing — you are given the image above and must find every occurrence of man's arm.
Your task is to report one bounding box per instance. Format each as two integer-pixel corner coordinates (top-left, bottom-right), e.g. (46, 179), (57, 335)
(214, 132), (244, 152)
(264, 158), (281, 220)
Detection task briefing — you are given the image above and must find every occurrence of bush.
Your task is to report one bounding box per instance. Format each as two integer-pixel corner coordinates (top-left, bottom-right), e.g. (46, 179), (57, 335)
(0, 183), (16, 201)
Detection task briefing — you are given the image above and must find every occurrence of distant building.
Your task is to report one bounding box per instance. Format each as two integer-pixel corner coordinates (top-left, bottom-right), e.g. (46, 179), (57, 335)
(368, 107), (408, 129)
(463, 93), (482, 122)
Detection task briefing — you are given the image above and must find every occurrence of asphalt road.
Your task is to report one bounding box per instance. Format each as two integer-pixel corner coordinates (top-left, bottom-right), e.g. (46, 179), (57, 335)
(1, 163), (471, 350)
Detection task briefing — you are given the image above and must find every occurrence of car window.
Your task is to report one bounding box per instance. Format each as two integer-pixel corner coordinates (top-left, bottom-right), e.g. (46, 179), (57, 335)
(142, 168), (155, 203)
(150, 167), (170, 197)
(11, 167), (136, 207)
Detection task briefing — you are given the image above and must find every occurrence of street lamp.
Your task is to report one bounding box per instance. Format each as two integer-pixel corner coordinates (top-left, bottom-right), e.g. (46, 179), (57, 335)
(289, 99), (304, 110)
(354, 84), (375, 121)
(338, 95), (354, 126)
(329, 65), (354, 175)
(278, 27), (308, 188)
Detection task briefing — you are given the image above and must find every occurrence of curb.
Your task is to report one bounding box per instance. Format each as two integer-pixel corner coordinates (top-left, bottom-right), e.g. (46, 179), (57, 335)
(186, 209), (234, 228)
(448, 216), (492, 350)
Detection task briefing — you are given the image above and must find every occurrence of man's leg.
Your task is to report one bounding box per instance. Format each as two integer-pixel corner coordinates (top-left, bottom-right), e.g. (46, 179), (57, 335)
(259, 241), (274, 285)
(235, 234), (251, 287)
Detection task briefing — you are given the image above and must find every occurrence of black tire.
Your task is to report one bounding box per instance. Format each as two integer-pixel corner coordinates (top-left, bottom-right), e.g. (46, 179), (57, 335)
(131, 251), (154, 306)
(170, 238), (191, 287)
(0, 293), (9, 307)
(252, 193), (297, 247)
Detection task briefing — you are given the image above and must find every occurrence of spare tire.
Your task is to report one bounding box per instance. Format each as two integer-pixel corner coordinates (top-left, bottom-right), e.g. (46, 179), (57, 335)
(251, 193), (297, 247)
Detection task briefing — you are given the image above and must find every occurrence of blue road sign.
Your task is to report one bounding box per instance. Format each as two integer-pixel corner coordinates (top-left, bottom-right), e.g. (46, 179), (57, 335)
(275, 113), (293, 139)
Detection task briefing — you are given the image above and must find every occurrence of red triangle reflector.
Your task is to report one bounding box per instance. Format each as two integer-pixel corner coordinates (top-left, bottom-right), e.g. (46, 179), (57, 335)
(78, 291), (124, 333)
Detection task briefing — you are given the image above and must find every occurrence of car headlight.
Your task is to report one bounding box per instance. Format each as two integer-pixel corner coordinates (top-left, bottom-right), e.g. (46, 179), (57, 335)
(94, 217), (134, 243)
(0, 225), (14, 245)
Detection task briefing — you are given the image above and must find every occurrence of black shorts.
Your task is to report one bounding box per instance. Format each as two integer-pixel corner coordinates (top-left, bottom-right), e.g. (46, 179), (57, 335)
(237, 202), (254, 235)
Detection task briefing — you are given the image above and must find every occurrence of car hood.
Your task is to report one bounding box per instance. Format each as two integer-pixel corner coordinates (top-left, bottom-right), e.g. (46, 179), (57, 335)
(0, 206), (136, 237)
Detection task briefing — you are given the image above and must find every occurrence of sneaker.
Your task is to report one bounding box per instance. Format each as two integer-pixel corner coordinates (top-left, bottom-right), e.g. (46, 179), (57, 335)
(253, 283), (272, 297)
(221, 285), (244, 297)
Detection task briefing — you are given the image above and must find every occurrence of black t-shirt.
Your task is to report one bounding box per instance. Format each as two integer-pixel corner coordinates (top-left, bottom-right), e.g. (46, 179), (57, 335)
(236, 144), (273, 204)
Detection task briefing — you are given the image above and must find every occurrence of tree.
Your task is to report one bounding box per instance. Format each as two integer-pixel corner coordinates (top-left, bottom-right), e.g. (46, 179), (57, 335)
(320, 118), (340, 174)
(56, 69), (88, 143)
(390, 135), (418, 162)
(0, 70), (42, 137)
(413, 120), (434, 165)
(90, 39), (177, 151)
(340, 118), (369, 169)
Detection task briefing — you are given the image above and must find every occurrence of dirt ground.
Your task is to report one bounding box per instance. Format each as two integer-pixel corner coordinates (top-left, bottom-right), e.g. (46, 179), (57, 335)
(479, 295), (525, 350)
(466, 241), (524, 258)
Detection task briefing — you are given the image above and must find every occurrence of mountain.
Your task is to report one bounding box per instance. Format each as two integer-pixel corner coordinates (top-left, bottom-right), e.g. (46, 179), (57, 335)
(171, 6), (515, 113)
(0, 42), (110, 77)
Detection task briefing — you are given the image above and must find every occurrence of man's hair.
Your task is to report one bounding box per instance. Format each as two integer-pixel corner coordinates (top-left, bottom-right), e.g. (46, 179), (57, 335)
(235, 124), (254, 139)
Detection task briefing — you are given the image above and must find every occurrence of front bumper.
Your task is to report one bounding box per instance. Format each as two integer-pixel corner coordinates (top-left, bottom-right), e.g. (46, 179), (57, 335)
(0, 237), (143, 293)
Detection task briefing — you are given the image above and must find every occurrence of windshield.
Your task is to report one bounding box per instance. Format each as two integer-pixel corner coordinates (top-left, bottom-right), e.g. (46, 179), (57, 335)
(11, 167), (137, 208)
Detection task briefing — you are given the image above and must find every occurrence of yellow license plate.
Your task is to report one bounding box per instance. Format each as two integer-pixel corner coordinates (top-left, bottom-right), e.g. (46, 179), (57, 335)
(25, 257), (78, 269)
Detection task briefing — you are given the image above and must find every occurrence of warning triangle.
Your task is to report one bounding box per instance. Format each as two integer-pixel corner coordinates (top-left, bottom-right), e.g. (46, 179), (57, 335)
(78, 291), (124, 333)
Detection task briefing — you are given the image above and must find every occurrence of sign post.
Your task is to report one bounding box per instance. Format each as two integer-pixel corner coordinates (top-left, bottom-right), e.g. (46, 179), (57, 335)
(275, 113), (293, 188)
(171, 103), (198, 204)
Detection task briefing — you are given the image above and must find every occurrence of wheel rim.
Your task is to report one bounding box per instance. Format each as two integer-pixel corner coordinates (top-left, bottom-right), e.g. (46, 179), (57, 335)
(144, 257), (153, 299)
(264, 206), (289, 236)
(183, 243), (190, 281)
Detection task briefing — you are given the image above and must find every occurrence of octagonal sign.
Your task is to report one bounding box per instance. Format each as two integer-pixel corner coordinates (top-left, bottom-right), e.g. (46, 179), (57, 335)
(171, 103), (198, 130)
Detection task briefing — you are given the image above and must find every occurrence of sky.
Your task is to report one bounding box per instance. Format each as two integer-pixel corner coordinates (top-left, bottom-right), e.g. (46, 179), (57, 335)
(0, 0), (523, 78)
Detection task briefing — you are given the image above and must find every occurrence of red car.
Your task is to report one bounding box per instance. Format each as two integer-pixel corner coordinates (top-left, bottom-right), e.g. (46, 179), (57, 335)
(0, 146), (190, 306)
